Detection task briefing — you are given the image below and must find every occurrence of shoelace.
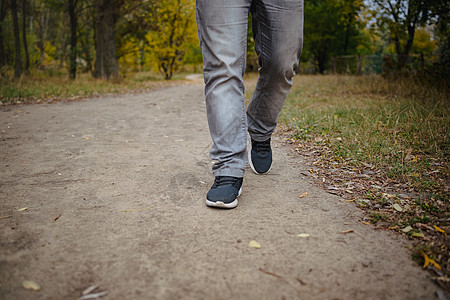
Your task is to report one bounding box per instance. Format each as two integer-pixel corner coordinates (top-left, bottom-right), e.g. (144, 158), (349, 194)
(253, 139), (271, 155)
(212, 176), (239, 188)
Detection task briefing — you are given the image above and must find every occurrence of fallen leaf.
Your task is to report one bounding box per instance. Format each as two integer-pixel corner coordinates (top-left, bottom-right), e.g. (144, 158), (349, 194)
(412, 232), (425, 238)
(0, 215), (12, 220)
(345, 190), (353, 194)
(297, 233), (310, 238)
(84, 138), (92, 140)
(24, 161), (28, 164)
(361, 221), (371, 225)
(54, 214), (61, 222)
(259, 268), (284, 279)
(17, 207), (28, 212)
(393, 204), (403, 212)
(341, 229), (354, 234)
(22, 280), (40, 291)
(298, 192), (308, 198)
(248, 240), (261, 248)
(422, 252), (442, 270)
(401, 226), (413, 233)
(434, 225), (446, 236)
(82, 285), (99, 295)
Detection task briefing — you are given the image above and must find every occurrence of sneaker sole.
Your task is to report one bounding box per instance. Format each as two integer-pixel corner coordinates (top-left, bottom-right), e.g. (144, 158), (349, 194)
(205, 187), (242, 209)
(248, 149), (272, 175)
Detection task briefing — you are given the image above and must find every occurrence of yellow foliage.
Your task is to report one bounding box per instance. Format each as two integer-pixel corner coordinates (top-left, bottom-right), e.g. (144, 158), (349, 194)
(146, 0), (197, 79)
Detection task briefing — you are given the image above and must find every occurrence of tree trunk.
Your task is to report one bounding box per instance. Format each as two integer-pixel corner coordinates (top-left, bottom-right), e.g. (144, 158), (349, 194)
(11, 0), (22, 78)
(68, 0), (77, 79)
(93, 0), (119, 79)
(22, 0), (29, 74)
(0, 0), (7, 68)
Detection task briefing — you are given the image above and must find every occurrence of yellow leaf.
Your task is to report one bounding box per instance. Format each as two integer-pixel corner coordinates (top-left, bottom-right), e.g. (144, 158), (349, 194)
(248, 240), (261, 248)
(422, 252), (442, 270)
(23, 280), (40, 291)
(413, 156), (418, 162)
(361, 221), (371, 225)
(17, 207), (28, 212)
(24, 161), (28, 164)
(393, 204), (403, 212)
(298, 192), (308, 198)
(297, 233), (310, 238)
(412, 232), (424, 238)
(84, 138), (92, 140)
(401, 226), (413, 233)
(434, 225), (446, 236)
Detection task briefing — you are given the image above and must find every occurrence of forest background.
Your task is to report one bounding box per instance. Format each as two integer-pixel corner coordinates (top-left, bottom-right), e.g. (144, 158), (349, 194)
(0, 0), (448, 81)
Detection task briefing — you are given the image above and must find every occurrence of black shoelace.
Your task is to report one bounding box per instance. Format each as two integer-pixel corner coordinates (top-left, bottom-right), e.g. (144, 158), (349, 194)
(253, 138), (271, 154)
(212, 176), (239, 188)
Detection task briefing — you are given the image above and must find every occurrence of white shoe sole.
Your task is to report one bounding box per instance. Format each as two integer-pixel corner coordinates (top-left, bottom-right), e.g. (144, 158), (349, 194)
(206, 187), (242, 209)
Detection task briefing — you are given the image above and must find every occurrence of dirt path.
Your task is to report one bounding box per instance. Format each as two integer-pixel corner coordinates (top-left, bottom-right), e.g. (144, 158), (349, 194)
(0, 82), (441, 299)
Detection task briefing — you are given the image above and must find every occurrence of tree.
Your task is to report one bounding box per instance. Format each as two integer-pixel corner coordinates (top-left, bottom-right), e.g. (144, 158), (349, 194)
(374, 0), (431, 70)
(68, 0), (78, 79)
(0, 0), (8, 68)
(93, 0), (120, 79)
(304, 0), (341, 73)
(22, 0), (30, 74)
(146, 0), (196, 79)
(10, 0), (22, 78)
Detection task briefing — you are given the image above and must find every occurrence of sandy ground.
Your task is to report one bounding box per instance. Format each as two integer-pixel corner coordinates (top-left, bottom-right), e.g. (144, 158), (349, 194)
(0, 82), (443, 299)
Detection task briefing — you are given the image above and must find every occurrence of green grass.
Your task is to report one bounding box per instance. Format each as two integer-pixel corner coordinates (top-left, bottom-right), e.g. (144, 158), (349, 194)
(276, 75), (449, 192)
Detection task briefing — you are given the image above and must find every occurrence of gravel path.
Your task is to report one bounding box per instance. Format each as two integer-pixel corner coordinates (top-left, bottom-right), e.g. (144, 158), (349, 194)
(0, 82), (439, 299)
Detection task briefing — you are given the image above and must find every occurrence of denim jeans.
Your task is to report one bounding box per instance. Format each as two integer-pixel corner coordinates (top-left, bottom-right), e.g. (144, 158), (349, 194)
(196, 0), (303, 178)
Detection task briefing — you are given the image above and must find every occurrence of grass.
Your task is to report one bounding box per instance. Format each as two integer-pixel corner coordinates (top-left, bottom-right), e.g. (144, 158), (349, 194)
(245, 73), (449, 286)
(0, 69), (189, 104)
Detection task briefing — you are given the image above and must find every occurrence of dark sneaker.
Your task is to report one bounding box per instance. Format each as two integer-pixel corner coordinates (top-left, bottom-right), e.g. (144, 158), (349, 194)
(206, 176), (243, 209)
(248, 138), (272, 174)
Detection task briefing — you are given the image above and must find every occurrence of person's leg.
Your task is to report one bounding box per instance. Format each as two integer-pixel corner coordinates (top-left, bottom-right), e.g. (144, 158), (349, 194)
(247, 0), (304, 141)
(196, 0), (251, 178)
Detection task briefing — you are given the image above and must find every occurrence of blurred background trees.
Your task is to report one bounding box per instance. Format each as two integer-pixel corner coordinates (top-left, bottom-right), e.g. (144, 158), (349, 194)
(0, 0), (447, 80)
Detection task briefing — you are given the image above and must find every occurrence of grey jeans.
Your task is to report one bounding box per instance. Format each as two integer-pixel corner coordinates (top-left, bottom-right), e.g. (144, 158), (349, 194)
(196, 0), (303, 178)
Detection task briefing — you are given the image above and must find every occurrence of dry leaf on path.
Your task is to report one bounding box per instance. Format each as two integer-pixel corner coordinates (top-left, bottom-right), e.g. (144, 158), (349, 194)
(82, 285), (99, 295)
(54, 214), (61, 222)
(401, 226), (413, 233)
(422, 252), (442, 270)
(0, 215), (12, 220)
(22, 280), (40, 291)
(412, 232), (425, 238)
(17, 207), (28, 212)
(341, 229), (354, 234)
(298, 192), (308, 198)
(434, 225), (446, 236)
(248, 240), (261, 248)
(393, 204), (403, 212)
(297, 233), (310, 238)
